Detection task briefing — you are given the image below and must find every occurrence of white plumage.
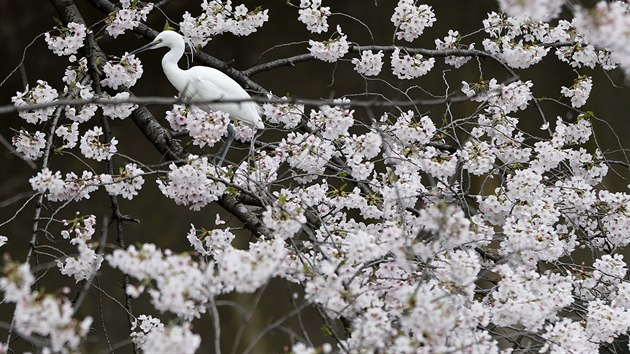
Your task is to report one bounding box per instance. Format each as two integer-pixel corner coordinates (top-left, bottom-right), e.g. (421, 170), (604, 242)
(133, 30), (264, 129)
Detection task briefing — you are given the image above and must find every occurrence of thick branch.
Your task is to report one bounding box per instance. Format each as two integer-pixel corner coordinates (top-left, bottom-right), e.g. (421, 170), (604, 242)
(1, 92), (487, 115)
(244, 45), (524, 78)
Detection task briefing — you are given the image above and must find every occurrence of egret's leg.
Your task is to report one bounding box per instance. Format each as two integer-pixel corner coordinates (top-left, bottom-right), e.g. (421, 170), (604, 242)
(216, 123), (235, 167)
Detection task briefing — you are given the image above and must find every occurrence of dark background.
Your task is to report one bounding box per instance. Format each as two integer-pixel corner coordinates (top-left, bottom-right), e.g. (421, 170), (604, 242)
(1, 1), (629, 352)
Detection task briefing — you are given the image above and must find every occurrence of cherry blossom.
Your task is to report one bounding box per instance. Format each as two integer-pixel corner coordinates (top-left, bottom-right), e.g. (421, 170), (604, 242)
(561, 75), (593, 108)
(179, 1), (268, 47)
(12, 130), (46, 160)
(101, 91), (138, 119)
(106, 0), (154, 38)
(391, 1), (436, 42)
(391, 47), (435, 79)
(497, 0), (566, 22)
(352, 50), (385, 76)
(44, 22), (87, 56)
(100, 53), (143, 89)
(262, 97), (304, 129)
(101, 163), (145, 200)
(79, 126), (118, 161)
(434, 30), (474, 68)
(308, 25), (349, 63)
(12, 80), (58, 124)
(298, 0), (331, 34)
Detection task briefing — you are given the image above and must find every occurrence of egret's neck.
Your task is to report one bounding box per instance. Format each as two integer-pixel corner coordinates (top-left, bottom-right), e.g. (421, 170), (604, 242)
(161, 42), (187, 93)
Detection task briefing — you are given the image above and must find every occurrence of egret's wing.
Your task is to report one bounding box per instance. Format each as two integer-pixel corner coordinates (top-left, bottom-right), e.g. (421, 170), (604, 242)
(184, 75), (264, 129)
(183, 77), (223, 113)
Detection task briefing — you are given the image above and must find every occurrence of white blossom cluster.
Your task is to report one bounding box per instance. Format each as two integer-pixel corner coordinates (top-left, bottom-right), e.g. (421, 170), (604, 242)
(28, 163), (145, 203)
(462, 79), (533, 114)
(61, 58), (98, 123)
(12, 80), (58, 124)
(391, 1), (436, 42)
(391, 48), (435, 79)
(106, 0), (154, 38)
(262, 97), (304, 129)
(574, 1), (630, 76)
(79, 126), (118, 161)
(308, 25), (349, 63)
(298, 0), (331, 34)
(165, 104), (229, 148)
(44, 22), (86, 56)
(0, 262), (93, 352)
(107, 235), (288, 319)
(156, 155), (227, 210)
(179, 0), (269, 47)
(482, 12), (551, 68)
(280, 132), (336, 183)
(140, 323), (200, 354)
(12, 130), (46, 160)
(57, 214), (104, 282)
(497, 0), (566, 21)
(101, 91), (138, 119)
(262, 190), (307, 239)
(101, 163), (145, 200)
(100, 53), (143, 90)
(352, 50), (385, 76)
(434, 30), (474, 68)
(561, 75), (593, 108)
(307, 99), (354, 140)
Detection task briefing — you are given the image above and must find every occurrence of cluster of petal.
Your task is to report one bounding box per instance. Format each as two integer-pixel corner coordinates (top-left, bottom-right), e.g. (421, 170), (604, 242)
(262, 97), (304, 129)
(157, 155), (226, 210)
(101, 91), (138, 119)
(80, 126), (118, 161)
(139, 323), (200, 354)
(44, 22), (86, 56)
(57, 214), (103, 282)
(434, 30), (474, 68)
(106, 0), (154, 38)
(298, 0), (331, 34)
(262, 190), (307, 239)
(352, 50), (385, 76)
(1, 261), (92, 352)
(29, 168), (103, 202)
(12, 80), (59, 124)
(179, 1), (269, 47)
(307, 99), (354, 140)
(391, 48), (435, 79)
(497, 0), (565, 22)
(308, 25), (349, 63)
(62, 58), (98, 122)
(55, 122), (80, 149)
(561, 75), (593, 108)
(482, 12), (551, 68)
(100, 53), (143, 89)
(12, 130), (46, 160)
(573, 1), (630, 76)
(101, 163), (145, 200)
(279, 132), (336, 183)
(165, 104), (229, 148)
(391, 1), (436, 41)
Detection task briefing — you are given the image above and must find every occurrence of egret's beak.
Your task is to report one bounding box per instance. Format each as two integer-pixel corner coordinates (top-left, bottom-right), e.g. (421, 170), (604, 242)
(130, 40), (158, 55)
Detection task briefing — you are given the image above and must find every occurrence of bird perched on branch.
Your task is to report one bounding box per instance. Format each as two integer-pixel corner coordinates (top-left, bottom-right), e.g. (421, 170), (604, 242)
(130, 30), (264, 165)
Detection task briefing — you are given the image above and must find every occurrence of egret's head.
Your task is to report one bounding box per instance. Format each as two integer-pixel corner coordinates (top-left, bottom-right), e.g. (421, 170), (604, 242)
(130, 30), (184, 55)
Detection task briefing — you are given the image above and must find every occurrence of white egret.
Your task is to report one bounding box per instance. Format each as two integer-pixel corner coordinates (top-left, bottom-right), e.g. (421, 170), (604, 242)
(130, 30), (264, 165)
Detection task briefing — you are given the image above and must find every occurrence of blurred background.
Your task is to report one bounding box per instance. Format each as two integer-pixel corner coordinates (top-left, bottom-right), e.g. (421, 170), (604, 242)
(1, 0), (629, 352)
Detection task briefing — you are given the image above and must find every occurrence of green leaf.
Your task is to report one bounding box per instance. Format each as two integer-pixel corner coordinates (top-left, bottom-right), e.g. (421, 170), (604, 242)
(163, 21), (177, 32)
